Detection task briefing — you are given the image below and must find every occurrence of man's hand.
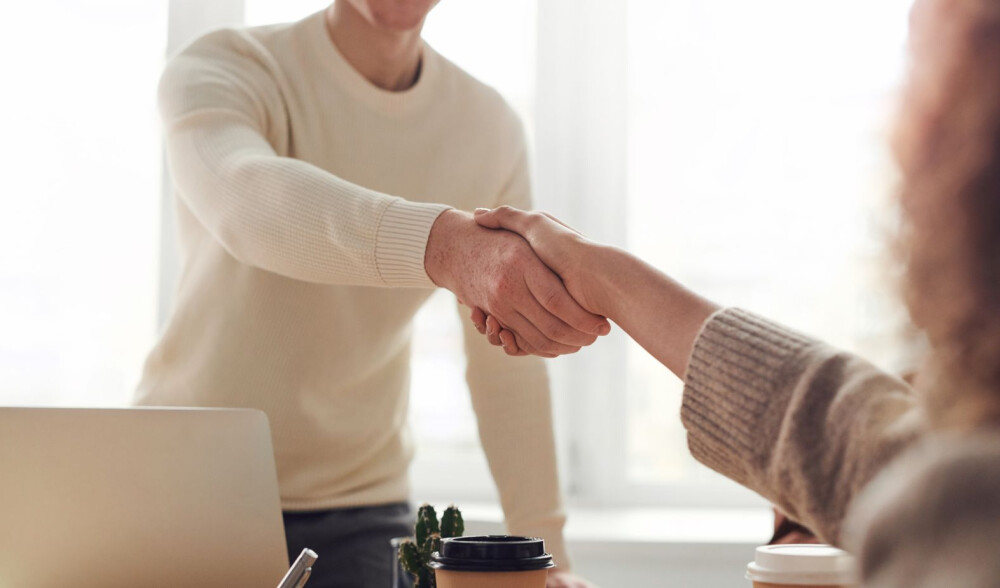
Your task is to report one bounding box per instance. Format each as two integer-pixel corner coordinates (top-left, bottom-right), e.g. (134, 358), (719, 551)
(425, 209), (609, 357)
(469, 206), (614, 355)
(473, 207), (609, 315)
(548, 569), (600, 588)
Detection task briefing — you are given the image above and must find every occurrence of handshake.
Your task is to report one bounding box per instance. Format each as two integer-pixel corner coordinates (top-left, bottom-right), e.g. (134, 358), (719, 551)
(424, 206), (614, 358)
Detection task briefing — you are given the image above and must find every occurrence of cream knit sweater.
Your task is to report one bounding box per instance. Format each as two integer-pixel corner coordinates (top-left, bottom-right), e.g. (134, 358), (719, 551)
(136, 11), (569, 567)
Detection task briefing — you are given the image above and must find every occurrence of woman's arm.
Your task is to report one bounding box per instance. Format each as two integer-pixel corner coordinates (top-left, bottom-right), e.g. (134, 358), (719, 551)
(472, 206), (925, 545)
(472, 206), (718, 377)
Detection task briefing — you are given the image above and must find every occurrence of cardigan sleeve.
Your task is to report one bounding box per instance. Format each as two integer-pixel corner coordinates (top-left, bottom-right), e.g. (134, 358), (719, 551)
(681, 308), (925, 545)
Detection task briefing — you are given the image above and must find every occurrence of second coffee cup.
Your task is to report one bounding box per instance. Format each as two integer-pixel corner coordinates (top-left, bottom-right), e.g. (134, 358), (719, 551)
(429, 535), (554, 588)
(746, 544), (858, 588)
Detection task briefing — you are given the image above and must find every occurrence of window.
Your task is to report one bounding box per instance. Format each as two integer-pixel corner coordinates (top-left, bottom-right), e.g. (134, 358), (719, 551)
(0, 1), (164, 407)
(621, 0), (914, 501)
(4, 0), (919, 516)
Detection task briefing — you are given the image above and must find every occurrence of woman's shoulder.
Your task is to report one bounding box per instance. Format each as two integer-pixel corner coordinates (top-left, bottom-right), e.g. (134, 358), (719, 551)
(847, 431), (1000, 587)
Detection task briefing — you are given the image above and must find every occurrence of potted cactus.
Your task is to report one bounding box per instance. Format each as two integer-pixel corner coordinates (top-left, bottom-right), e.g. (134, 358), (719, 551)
(398, 504), (464, 587)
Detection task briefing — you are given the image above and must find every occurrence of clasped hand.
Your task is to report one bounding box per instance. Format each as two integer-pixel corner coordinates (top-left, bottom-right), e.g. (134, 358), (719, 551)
(424, 207), (607, 358)
(424, 208), (608, 358)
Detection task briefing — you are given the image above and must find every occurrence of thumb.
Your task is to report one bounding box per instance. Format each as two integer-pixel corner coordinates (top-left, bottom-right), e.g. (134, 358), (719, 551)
(473, 207), (501, 229)
(474, 206), (530, 236)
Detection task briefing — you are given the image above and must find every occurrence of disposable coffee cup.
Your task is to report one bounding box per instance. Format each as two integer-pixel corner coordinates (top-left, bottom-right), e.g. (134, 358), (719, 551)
(430, 535), (554, 588)
(746, 544), (858, 588)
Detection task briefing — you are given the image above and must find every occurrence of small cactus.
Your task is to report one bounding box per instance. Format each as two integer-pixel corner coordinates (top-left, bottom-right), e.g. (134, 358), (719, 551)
(441, 505), (464, 538)
(398, 504), (464, 588)
(415, 504), (439, 547)
(398, 539), (432, 587)
(422, 532), (441, 558)
(398, 538), (421, 575)
(421, 532), (441, 578)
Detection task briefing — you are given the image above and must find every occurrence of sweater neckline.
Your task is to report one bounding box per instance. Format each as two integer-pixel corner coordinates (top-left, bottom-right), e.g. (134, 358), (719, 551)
(305, 10), (439, 117)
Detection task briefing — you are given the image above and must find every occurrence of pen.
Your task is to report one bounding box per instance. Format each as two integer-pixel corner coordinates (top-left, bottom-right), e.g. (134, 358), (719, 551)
(277, 548), (318, 588)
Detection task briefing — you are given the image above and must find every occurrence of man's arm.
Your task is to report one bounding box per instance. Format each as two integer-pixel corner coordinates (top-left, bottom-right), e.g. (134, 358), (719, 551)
(160, 31), (606, 353)
(161, 30), (450, 288)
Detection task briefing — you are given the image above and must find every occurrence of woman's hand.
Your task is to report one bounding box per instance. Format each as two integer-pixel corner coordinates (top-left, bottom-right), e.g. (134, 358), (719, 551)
(470, 206), (612, 356)
(470, 205), (719, 374)
(427, 209), (611, 358)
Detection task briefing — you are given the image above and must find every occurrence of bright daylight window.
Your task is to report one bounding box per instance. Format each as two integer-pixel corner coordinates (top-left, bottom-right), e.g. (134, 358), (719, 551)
(2, 0), (918, 513)
(623, 0), (915, 499)
(0, 1), (164, 407)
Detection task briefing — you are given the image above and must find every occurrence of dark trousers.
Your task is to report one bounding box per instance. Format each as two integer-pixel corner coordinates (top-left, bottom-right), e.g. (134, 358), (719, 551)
(283, 503), (414, 588)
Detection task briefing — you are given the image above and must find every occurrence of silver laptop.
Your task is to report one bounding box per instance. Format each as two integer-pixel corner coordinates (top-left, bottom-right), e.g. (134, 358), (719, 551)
(0, 407), (290, 587)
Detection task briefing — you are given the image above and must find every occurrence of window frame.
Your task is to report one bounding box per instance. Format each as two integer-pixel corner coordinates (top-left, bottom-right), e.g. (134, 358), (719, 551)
(534, 0), (768, 510)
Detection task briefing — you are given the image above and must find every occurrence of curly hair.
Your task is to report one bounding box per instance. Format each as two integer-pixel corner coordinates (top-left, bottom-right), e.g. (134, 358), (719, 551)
(896, 0), (1000, 427)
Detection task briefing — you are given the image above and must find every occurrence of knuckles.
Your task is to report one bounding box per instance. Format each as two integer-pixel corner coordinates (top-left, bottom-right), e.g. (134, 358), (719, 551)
(538, 287), (564, 313)
(544, 321), (572, 343)
(486, 246), (533, 302)
(485, 274), (514, 306)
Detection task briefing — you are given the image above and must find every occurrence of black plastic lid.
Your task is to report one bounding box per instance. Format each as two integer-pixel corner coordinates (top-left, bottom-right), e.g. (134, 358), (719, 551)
(429, 535), (555, 572)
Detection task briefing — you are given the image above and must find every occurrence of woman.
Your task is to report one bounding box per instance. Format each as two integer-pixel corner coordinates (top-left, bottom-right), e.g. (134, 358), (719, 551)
(470, 0), (1000, 584)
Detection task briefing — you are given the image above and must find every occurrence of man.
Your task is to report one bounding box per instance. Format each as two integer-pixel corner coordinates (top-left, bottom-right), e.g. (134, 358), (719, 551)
(137, 0), (604, 586)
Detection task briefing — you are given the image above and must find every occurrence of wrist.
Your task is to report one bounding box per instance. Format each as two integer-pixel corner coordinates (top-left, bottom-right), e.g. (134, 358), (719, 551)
(424, 208), (470, 290)
(587, 244), (632, 319)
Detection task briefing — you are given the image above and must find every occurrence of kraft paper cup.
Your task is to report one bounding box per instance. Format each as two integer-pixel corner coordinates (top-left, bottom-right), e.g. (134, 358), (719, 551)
(746, 544), (858, 587)
(430, 535), (554, 588)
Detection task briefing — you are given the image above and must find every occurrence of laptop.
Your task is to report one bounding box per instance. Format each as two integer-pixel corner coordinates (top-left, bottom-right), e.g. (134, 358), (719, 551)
(0, 407), (290, 587)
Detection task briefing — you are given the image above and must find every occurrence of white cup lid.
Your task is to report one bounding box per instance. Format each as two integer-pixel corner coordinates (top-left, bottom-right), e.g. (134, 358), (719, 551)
(746, 544), (858, 585)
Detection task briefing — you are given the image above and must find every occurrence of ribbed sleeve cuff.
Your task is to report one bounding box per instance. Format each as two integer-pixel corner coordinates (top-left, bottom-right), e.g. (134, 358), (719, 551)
(373, 199), (452, 287)
(681, 308), (814, 486)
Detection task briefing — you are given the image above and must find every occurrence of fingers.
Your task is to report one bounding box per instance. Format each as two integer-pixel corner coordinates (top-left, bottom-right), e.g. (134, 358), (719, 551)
(473, 205), (533, 235)
(484, 313), (557, 358)
(506, 310), (580, 357)
(464, 216), (607, 357)
(540, 211), (580, 234)
(475, 206), (578, 238)
(517, 291), (596, 349)
(525, 269), (610, 340)
(500, 330), (530, 356)
(476, 261), (607, 355)
(470, 307), (488, 335)
(475, 308), (531, 358)
(485, 315), (536, 357)
(484, 315), (504, 347)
